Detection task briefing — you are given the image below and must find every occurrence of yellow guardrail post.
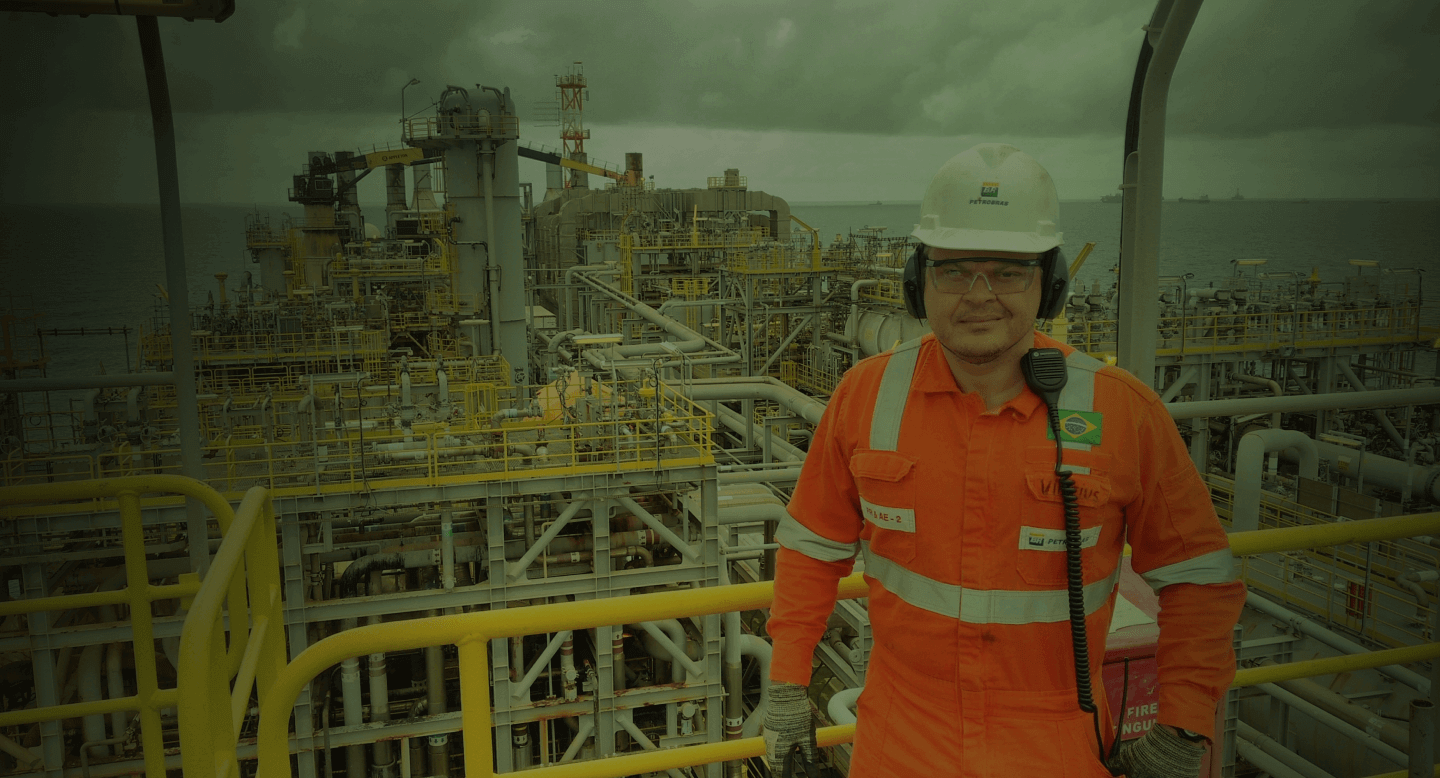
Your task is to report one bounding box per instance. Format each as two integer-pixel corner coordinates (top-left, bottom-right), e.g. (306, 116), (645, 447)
(178, 486), (285, 778)
(118, 488), (168, 777)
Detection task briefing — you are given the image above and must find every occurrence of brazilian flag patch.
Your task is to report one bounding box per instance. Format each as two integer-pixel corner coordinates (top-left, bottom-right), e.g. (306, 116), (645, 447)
(1046, 410), (1103, 445)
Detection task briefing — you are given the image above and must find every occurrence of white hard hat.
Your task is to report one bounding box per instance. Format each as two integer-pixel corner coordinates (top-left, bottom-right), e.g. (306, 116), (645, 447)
(911, 143), (1063, 254)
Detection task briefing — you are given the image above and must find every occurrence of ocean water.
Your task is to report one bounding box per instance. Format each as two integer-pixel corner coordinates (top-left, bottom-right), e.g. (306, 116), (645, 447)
(792, 199), (1440, 310)
(2, 198), (1437, 378)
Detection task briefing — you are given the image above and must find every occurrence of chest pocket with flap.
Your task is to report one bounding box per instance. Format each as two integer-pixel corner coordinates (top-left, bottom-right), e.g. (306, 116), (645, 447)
(1017, 447), (1115, 586)
(850, 449), (917, 564)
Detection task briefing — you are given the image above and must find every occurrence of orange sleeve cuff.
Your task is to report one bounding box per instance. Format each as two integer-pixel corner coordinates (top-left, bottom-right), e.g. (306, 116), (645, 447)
(768, 546), (853, 685)
(1158, 682), (1223, 740)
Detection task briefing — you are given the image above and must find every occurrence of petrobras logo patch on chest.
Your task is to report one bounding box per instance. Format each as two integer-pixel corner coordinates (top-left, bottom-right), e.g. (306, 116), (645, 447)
(860, 498), (916, 533)
(1019, 525), (1101, 551)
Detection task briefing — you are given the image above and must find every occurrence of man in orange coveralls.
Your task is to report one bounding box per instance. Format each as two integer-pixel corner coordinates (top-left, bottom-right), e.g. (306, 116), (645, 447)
(762, 143), (1246, 778)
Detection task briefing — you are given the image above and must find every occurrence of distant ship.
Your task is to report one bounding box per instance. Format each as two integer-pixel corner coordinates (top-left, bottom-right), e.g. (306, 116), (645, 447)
(872, 200), (883, 205)
(1100, 192), (1122, 203)
(1296, 198), (1311, 203)
(1230, 188), (1244, 201)
(1178, 194), (1211, 203)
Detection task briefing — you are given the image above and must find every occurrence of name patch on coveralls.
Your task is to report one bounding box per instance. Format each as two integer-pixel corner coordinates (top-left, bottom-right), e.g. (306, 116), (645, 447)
(861, 498), (916, 533)
(1019, 526), (1101, 551)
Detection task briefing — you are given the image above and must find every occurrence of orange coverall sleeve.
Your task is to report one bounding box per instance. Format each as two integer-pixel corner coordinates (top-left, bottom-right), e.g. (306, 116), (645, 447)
(1124, 389), (1247, 739)
(768, 372), (863, 685)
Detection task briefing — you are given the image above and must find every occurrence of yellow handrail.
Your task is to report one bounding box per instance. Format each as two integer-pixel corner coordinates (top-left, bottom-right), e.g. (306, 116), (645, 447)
(1364, 765), (1440, 778)
(1230, 511), (1440, 556)
(226, 512), (1440, 777)
(0, 476), (239, 777)
(177, 486), (286, 778)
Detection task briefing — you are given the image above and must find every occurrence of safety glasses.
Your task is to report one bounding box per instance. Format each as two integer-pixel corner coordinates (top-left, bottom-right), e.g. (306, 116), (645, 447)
(927, 259), (1041, 296)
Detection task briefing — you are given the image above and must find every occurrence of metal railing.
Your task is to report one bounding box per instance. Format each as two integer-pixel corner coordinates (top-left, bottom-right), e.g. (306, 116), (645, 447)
(3, 379), (717, 501)
(182, 510), (1436, 778)
(0, 476), (237, 777)
(403, 113), (520, 141)
(142, 328), (388, 364)
(1059, 303), (1424, 356)
(1208, 475), (1440, 649)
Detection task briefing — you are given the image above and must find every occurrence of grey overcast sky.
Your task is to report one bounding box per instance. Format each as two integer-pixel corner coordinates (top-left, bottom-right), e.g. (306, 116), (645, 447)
(2, 0), (1436, 204)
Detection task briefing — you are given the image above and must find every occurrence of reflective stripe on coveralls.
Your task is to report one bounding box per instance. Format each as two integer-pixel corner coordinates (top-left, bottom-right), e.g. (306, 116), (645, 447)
(863, 541), (1120, 624)
(861, 338), (1118, 619)
(776, 515), (860, 562)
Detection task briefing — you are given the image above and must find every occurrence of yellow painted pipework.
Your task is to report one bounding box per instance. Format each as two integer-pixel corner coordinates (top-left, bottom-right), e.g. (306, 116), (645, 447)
(1228, 511), (1440, 557)
(1232, 643), (1440, 688)
(1067, 241), (1097, 277)
(1362, 765), (1440, 778)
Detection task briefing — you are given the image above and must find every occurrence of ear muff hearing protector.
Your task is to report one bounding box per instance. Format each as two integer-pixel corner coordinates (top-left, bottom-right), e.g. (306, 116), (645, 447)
(902, 244), (927, 319)
(902, 244), (1072, 321)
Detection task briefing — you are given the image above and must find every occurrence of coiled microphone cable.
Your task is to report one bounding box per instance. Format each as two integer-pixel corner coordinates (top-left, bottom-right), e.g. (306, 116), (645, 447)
(1021, 348), (1109, 762)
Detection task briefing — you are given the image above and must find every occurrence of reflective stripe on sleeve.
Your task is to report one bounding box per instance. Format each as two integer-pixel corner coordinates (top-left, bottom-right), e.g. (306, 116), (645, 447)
(1139, 548), (1238, 592)
(775, 513), (860, 562)
(861, 542), (1120, 624)
(869, 338), (923, 452)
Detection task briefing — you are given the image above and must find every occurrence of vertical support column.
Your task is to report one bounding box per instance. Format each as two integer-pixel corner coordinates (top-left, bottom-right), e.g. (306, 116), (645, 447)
(593, 497), (622, 759)
(699, 466), (725, 778)
(1315, 356), (1339, 435)
(1408, 699), (1434, 778)
(1431, 594), (1440, 755)
(480, 138), (530, 386)
(1114, 1), (1203, 389)
(118, 491), (166, 778)
(459, 637), (494, 778)
(484, 493), (512, 775)
(135, 14), (208, 579)
(1220, 624), (1243, 778)
(280, 510), (318, 778)
(1190, 361), (1212, 473)
(445, 141), (486, 325)
(741, 278), (754, 376)
(22, 559), (63, 776)
(742, 400), (754, 452)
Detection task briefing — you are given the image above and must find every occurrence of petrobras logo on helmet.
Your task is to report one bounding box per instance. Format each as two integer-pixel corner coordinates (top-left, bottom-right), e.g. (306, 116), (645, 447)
(969, 180), (1009, 206)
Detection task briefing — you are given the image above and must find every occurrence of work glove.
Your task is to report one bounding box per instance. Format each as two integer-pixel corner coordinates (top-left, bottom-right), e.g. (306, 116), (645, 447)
(762, 682), (816, 774)
(1105, 725), (1205, 778)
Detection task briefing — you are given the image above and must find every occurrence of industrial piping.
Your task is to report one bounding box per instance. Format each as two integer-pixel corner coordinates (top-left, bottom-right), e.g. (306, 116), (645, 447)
(1246, 592), (1432, 694)
(1337, 359), (1413, 453)
(1234, 372), (1284, 430)
(684, 377), (827, 426)
(1232, 429), (1320, 531)
(1278, 437), (1440, 505)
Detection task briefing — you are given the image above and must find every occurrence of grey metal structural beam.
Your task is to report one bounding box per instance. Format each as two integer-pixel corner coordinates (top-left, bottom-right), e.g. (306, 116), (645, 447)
(136, 15), (208, 578)
(0, 372), (176, 392)
(1115, 0), (1204, 388)
(1167, 386), (1440, 420)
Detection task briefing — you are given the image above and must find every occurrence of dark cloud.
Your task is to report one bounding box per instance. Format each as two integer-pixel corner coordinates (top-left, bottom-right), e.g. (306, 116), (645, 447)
(2, 0), (1434, 139)
(1171, 1), (1440, 137)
